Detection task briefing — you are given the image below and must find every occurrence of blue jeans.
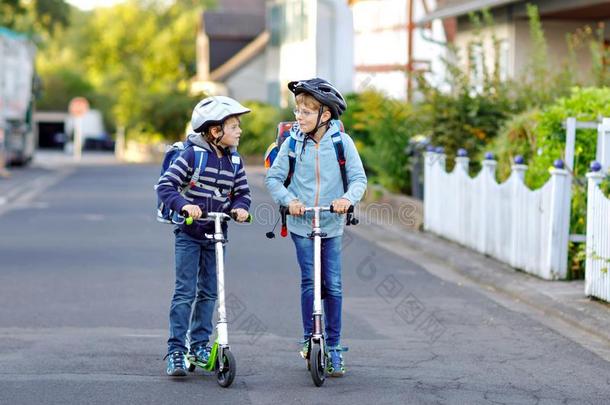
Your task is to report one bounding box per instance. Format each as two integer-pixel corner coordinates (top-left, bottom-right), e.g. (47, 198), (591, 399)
(291, 233), (343, 347)
(167, 229), (217, 354)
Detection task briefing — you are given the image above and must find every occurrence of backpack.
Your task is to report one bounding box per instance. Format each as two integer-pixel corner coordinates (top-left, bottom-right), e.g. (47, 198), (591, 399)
(156, 140), (242, 224)
(156, 139), (209, 223)
(264, 120), (348, 193)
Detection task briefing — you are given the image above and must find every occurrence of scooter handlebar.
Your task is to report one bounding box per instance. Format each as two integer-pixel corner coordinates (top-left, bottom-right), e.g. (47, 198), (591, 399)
(279, 204), (354, 215)
(180, 207), (252, 225)
(329, 204), (354, 214)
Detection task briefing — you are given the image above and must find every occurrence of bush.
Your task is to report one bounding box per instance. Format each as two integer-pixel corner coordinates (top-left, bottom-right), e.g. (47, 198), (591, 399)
(422, 87), (514, 172)
(342, 90), (417, 193)
(238, 101), (291, 157)
(525, 87), (610, 189)
(140, 90), (199, 142)
(481, 109), (541, 182)
(486, 87), (610, 278)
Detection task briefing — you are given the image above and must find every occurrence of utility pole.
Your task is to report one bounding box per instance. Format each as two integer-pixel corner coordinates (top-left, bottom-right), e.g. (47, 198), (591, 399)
(406, 0), (414, 102)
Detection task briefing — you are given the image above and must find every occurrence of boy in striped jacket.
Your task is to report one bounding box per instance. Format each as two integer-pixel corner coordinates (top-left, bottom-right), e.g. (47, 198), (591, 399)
(156, 96), (251, 377)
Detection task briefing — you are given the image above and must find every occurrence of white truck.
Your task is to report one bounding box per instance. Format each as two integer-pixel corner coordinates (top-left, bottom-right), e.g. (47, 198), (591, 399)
(0, 27), (36, 166)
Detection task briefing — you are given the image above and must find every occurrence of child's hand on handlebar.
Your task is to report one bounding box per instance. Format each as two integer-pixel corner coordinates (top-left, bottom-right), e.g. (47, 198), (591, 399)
(288, 199), (305, 216)
(231, 208), (250, 222)
(331, 198), (352, 214)
(182, 204), (203, 220)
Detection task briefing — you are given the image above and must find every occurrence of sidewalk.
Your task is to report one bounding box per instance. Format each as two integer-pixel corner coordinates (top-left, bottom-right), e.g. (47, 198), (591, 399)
(248, 168), (610, 361)
(353, 194), (610, 361)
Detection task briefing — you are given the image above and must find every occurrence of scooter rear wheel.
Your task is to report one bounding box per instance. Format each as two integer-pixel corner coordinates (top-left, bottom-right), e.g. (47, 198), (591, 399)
(216, 349), (236, 388)
(309, 343), (325, 387)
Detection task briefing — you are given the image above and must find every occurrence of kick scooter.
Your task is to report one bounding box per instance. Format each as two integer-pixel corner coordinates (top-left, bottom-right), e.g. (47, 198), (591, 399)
(278, 204), (354, 387)
(179, 208), (252, 388)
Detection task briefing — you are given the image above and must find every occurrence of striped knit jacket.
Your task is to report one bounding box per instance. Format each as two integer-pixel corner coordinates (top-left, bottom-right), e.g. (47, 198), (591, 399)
(155, 133), (251, 239)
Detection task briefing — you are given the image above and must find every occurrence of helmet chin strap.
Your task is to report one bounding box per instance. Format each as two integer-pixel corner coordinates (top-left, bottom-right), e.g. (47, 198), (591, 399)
(210, 127), (226, 147)
(301, 106), (331, 161)
(306, 106), (331, 137)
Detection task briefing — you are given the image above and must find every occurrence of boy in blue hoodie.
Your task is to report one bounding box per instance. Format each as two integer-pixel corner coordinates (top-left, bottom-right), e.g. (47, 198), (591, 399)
(156, 96), (251, 376)
(265, 78), (367, 377)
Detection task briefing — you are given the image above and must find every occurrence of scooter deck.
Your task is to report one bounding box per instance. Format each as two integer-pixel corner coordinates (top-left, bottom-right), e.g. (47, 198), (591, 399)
(187, 341), (219, 372)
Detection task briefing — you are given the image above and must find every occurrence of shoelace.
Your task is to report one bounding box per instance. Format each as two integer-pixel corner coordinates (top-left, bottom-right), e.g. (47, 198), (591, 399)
(193, 346), (210, 359)
(170, 352), (185, 368)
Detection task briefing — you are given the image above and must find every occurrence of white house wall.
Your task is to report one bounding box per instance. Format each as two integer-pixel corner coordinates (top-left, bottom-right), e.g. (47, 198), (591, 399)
(453, 23), (514, 83)
(354, 71), (408, 99)
(514, 19), (598, 82)
(453, 17), (603, 82)
(273, 0), (353, 107)
(311, 0), (353, 94)
(352, 0), (445, 98)
(277, 0), (317, 106)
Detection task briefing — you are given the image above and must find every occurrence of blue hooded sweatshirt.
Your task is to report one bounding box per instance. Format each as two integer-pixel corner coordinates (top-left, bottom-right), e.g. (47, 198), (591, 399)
(265, 120), (367, 238)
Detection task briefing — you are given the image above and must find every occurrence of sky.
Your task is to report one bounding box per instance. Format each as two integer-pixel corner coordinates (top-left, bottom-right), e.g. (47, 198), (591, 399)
(65, 0), (125, 10)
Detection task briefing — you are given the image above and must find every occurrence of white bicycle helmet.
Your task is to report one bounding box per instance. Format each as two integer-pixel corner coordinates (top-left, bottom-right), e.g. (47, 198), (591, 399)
(191, 96), (251, 133)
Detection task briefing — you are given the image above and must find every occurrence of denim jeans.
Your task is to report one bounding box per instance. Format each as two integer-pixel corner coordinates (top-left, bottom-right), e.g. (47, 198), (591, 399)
(291, 233), (343, 347)
(167, 229), (217, 354)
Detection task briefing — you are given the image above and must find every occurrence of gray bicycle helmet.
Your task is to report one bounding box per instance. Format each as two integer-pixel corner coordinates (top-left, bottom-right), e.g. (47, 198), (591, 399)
(287, 78), (347, 119)
(191, 96), (250, 133)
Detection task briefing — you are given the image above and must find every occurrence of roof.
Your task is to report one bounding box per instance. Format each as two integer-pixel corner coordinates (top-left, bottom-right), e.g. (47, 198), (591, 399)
(203, 12), (265, 39)
(214, 0), (265, 15)
(198, 0), (267, 80)
(210, 31), (269, 81)
(418, 0), (522, 23)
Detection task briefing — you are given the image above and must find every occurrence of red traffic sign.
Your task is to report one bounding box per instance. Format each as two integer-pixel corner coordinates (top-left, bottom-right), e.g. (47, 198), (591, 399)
(68, 97), (90, 117)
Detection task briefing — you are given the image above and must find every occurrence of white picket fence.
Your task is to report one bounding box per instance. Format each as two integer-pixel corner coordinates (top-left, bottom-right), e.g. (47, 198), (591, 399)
(585, 169), (610, 301)
(424, 152), (571, 280)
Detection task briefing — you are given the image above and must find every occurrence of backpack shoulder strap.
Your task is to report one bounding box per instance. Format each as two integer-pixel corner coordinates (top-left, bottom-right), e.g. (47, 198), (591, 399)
(190, 145), (208, 186)
(230, 150), (241, 177)
(284, 137), (297, 188)
(331, 132), (348, 193)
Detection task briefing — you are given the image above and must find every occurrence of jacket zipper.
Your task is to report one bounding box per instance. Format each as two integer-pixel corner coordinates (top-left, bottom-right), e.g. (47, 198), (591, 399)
(314, 143), (320, 207)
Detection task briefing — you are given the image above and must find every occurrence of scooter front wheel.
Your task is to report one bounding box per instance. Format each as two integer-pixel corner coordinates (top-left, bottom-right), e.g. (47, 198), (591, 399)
(216, 349), (236, 388)
(309, 343), (325, 387)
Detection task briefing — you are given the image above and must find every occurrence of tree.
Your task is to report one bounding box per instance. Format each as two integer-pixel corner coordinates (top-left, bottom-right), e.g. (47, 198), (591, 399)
(0, 0), (70, 37)
(36, 0), (216, 141)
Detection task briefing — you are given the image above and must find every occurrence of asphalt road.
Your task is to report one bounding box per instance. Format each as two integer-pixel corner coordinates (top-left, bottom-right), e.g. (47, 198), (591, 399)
(0, 161), (609, 404)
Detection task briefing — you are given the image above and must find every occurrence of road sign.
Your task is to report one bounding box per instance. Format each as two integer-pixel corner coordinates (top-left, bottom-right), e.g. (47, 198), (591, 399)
(68, 97), (89, 117)
(68, 97), (89, 160)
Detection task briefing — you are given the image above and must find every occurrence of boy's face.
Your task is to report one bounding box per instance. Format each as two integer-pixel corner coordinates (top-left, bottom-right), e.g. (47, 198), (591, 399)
(294, 95), (331, 134)
(216, 116), (242, 148)
(294, 105), (320, 134)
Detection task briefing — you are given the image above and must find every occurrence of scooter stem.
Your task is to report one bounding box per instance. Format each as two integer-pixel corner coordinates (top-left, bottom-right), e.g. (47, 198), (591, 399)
(212, 213), (229, 346)
(312, 208), (323, 336)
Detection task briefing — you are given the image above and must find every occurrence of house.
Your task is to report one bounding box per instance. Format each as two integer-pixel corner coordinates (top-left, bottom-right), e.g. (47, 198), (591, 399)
(349, 0), (447, 100)
(419, 0), (610, 85)
(266, 0), (354, 107)
(190, 0), (269, 102)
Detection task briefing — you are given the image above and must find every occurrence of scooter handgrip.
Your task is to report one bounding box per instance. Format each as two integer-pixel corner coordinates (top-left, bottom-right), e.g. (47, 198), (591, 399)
(281, 225), (288, 237)
(231, 212), (254, 223)
(330, 204), (354, 213)
(180, 210), (194, 225)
